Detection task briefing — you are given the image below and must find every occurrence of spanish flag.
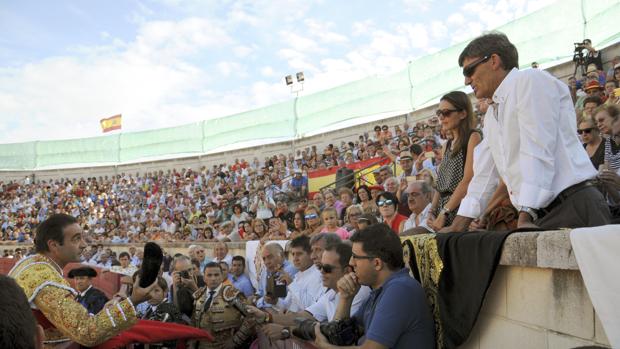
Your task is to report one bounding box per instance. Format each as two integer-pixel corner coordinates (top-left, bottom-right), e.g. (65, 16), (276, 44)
(100, 114), (122, 133)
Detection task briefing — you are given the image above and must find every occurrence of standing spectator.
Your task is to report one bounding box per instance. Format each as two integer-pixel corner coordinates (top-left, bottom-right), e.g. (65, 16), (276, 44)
(212, 241), (233, 266)
(69, 266), (109, 315)
(448, 32), (609, 231)
(429, 91), (481, 231)
(250, 190), (275, 221)
(290, 170), (308, 199)
(376, 191), (408, 234)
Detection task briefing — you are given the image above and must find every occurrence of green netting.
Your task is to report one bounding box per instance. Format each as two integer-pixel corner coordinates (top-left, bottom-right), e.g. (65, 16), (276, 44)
(35, 135), (120, 168)
(0, 0), (618, 170)
(120, 122), (203, 162)
(202, 100), (295, 151)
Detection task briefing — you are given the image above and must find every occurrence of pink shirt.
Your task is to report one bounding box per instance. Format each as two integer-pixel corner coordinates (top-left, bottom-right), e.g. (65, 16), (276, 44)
(320, 226), (351, 240)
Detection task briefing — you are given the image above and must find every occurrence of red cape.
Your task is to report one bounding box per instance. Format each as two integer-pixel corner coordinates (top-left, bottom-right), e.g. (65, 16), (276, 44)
(95, 319), (213, 349)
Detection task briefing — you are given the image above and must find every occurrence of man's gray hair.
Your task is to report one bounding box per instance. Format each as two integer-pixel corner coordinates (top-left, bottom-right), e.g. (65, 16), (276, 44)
(408, 180), (433, 196)
(310, 232), (342, 247)
(263, 242), (285, 258)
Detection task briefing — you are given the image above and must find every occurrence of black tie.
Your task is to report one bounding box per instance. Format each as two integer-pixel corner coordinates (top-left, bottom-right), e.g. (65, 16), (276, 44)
(204, 290), (216, 311)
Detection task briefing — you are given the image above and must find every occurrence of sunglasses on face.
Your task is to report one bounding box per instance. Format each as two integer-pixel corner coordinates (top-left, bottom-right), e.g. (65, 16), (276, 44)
(377, 199), (394, 207)
(435, 109), (461, 118)
(305, 213), (318, 219)
(351, 252), (376, 260)
(577, 128), (594, 135)
(318, 263), (339, 273)
(463, 55), (491, 78)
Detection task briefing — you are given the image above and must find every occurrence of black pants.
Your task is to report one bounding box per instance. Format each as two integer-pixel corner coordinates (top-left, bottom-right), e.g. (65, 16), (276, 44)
(536, 186), (611, 229)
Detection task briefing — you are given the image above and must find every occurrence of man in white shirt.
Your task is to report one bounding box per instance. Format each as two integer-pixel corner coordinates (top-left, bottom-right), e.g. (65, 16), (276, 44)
(402, 181), (434, 233)
(274, 235), (323, 312)
(446, 32), (610, 231)
(212, 241), (233, 266)
(248, 242), (370, 341)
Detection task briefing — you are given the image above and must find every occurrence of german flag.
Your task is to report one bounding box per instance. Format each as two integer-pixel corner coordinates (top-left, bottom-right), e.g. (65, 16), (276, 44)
(100, 114), (122, 133)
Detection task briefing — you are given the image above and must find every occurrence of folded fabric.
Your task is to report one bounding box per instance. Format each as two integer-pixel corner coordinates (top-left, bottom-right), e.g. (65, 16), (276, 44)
(95, 319), (213, 349)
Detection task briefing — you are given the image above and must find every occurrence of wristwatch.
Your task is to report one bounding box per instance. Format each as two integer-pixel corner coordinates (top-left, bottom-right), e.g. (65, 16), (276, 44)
(440, 207), (452, 216)
(281, 328), (291, 339)
(519, 206), (539, 221)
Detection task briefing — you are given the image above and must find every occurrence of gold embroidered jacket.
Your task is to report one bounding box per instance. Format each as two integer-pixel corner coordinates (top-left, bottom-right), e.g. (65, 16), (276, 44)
(9, 254), (138, 347)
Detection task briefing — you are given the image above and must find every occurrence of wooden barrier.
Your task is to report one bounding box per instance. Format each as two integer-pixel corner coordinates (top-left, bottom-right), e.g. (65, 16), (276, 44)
(0, 258), (121, 299)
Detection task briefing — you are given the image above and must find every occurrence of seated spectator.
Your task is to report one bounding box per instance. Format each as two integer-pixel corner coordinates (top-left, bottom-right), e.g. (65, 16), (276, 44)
(309, 232), (342, 269)
(230, 204), (250, 230)
(273, 236), (323, 312)
(402, 181), (434, 233)
(357, 213), (379, 230)
(248, 242), (371, 341)
(579, 117), (605, 169)
(594, 105), (620, 210)
(582, 95), (603, 121)
(230, 256), (255, 297)
(275, 198), (294, 230)
(319, 207), (350, 239)
(376, 191), (408, 234)
(212, 241), (233, 266)
(595, 105), (620, 171)
(430, 91), (481, 231)
(290, 169), (309, 198)
(604, 80), (619, 105)
(343, 204), (363, 235)
(314, 224), (435, 348)
(355, 185), (379, 217)
(304, 205), (323, 235)
(417, 168), (437, 188)
(265, 216), (290, 240)
(337, 188), (355, 222)
(312, 192), (325, 211)
(256, 243), (298, 309)
(250, 189), (276, 221)
(289, 210), (307, 240)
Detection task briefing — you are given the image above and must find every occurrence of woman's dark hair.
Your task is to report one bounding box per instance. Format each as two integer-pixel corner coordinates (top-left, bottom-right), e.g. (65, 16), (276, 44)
(350, 223), (404, 270)
(440, 91), (476, 155)
(34, 214), (78, 253)
(356, 185), (371, 203)
(232, 204), (243, 213)
(458, 31), (519, 71)
(375, 191), (399, 207)
(294, 209), (307, 231)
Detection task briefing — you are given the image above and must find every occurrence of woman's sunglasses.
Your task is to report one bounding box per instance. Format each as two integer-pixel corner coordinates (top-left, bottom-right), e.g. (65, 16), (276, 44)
(377, 199), (394, 207)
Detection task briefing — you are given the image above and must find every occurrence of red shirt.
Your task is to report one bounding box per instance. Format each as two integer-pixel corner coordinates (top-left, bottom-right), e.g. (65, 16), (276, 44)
(386, 213), (408, 234)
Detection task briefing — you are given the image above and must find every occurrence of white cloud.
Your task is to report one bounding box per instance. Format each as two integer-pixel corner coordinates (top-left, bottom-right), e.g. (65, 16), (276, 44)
(352, 20), (375, 36)
(233, 45), (254, 58)
(304, 19), (348, 44)
(216, 61), (247, 77)
(430, 21), (448, 40)
(260, 66), (275, 77)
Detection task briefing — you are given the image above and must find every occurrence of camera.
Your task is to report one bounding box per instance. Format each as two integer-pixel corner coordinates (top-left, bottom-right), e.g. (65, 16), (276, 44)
(266, 272), (287, 298)
(292, 318), (363, 346)
(180, 270), (191, 279)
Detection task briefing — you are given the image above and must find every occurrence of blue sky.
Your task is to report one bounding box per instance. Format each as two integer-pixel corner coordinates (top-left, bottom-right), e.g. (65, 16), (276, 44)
(0, 0), (555, 143)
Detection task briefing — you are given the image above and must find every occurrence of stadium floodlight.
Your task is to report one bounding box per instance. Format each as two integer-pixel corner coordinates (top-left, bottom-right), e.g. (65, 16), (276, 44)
(285, 75), (293, 86)
(296, 72), (305, 83)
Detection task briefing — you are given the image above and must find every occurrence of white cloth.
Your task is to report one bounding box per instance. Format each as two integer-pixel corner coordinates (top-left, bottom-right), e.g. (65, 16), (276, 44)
(403, 203), (434, 232)
(276, 264), (323, 312)
(213, 254), (233, 267)
(570, 225), (620, 349)
(458, 68), (597, 218)
(306, 286), (371, 322)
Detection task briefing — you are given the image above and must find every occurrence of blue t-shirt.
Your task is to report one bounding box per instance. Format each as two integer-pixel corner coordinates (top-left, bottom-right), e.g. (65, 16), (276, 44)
(354, 268), (435, 348)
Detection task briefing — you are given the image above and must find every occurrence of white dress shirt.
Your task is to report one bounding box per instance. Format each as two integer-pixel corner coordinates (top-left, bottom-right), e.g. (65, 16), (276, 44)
(276, 264), (323, 312)
(403, 203), (434, 232)
(306, 286), (371, 322)
(458, 68), (597, 218)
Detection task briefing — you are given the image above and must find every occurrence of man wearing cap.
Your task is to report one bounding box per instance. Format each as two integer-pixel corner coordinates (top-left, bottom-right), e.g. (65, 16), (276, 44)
(69, 266), (109, 315)
(290, 169), (308, 199)
(396, 150), (415, 217)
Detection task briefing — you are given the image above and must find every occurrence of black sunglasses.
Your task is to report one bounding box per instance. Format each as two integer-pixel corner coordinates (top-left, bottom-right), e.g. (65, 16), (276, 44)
(436, 109), (461, 118)
(463, 55), (491, 78)
(318, 263), (339, 273)
(577, 128), (594, 135)
(351, 252), (376, 260)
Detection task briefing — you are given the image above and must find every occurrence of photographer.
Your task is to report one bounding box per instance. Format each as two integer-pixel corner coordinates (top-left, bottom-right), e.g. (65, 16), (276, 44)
(582, 39), (603, 71)
(314, 224), (435, 349)
(170, 254), (205, 319)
